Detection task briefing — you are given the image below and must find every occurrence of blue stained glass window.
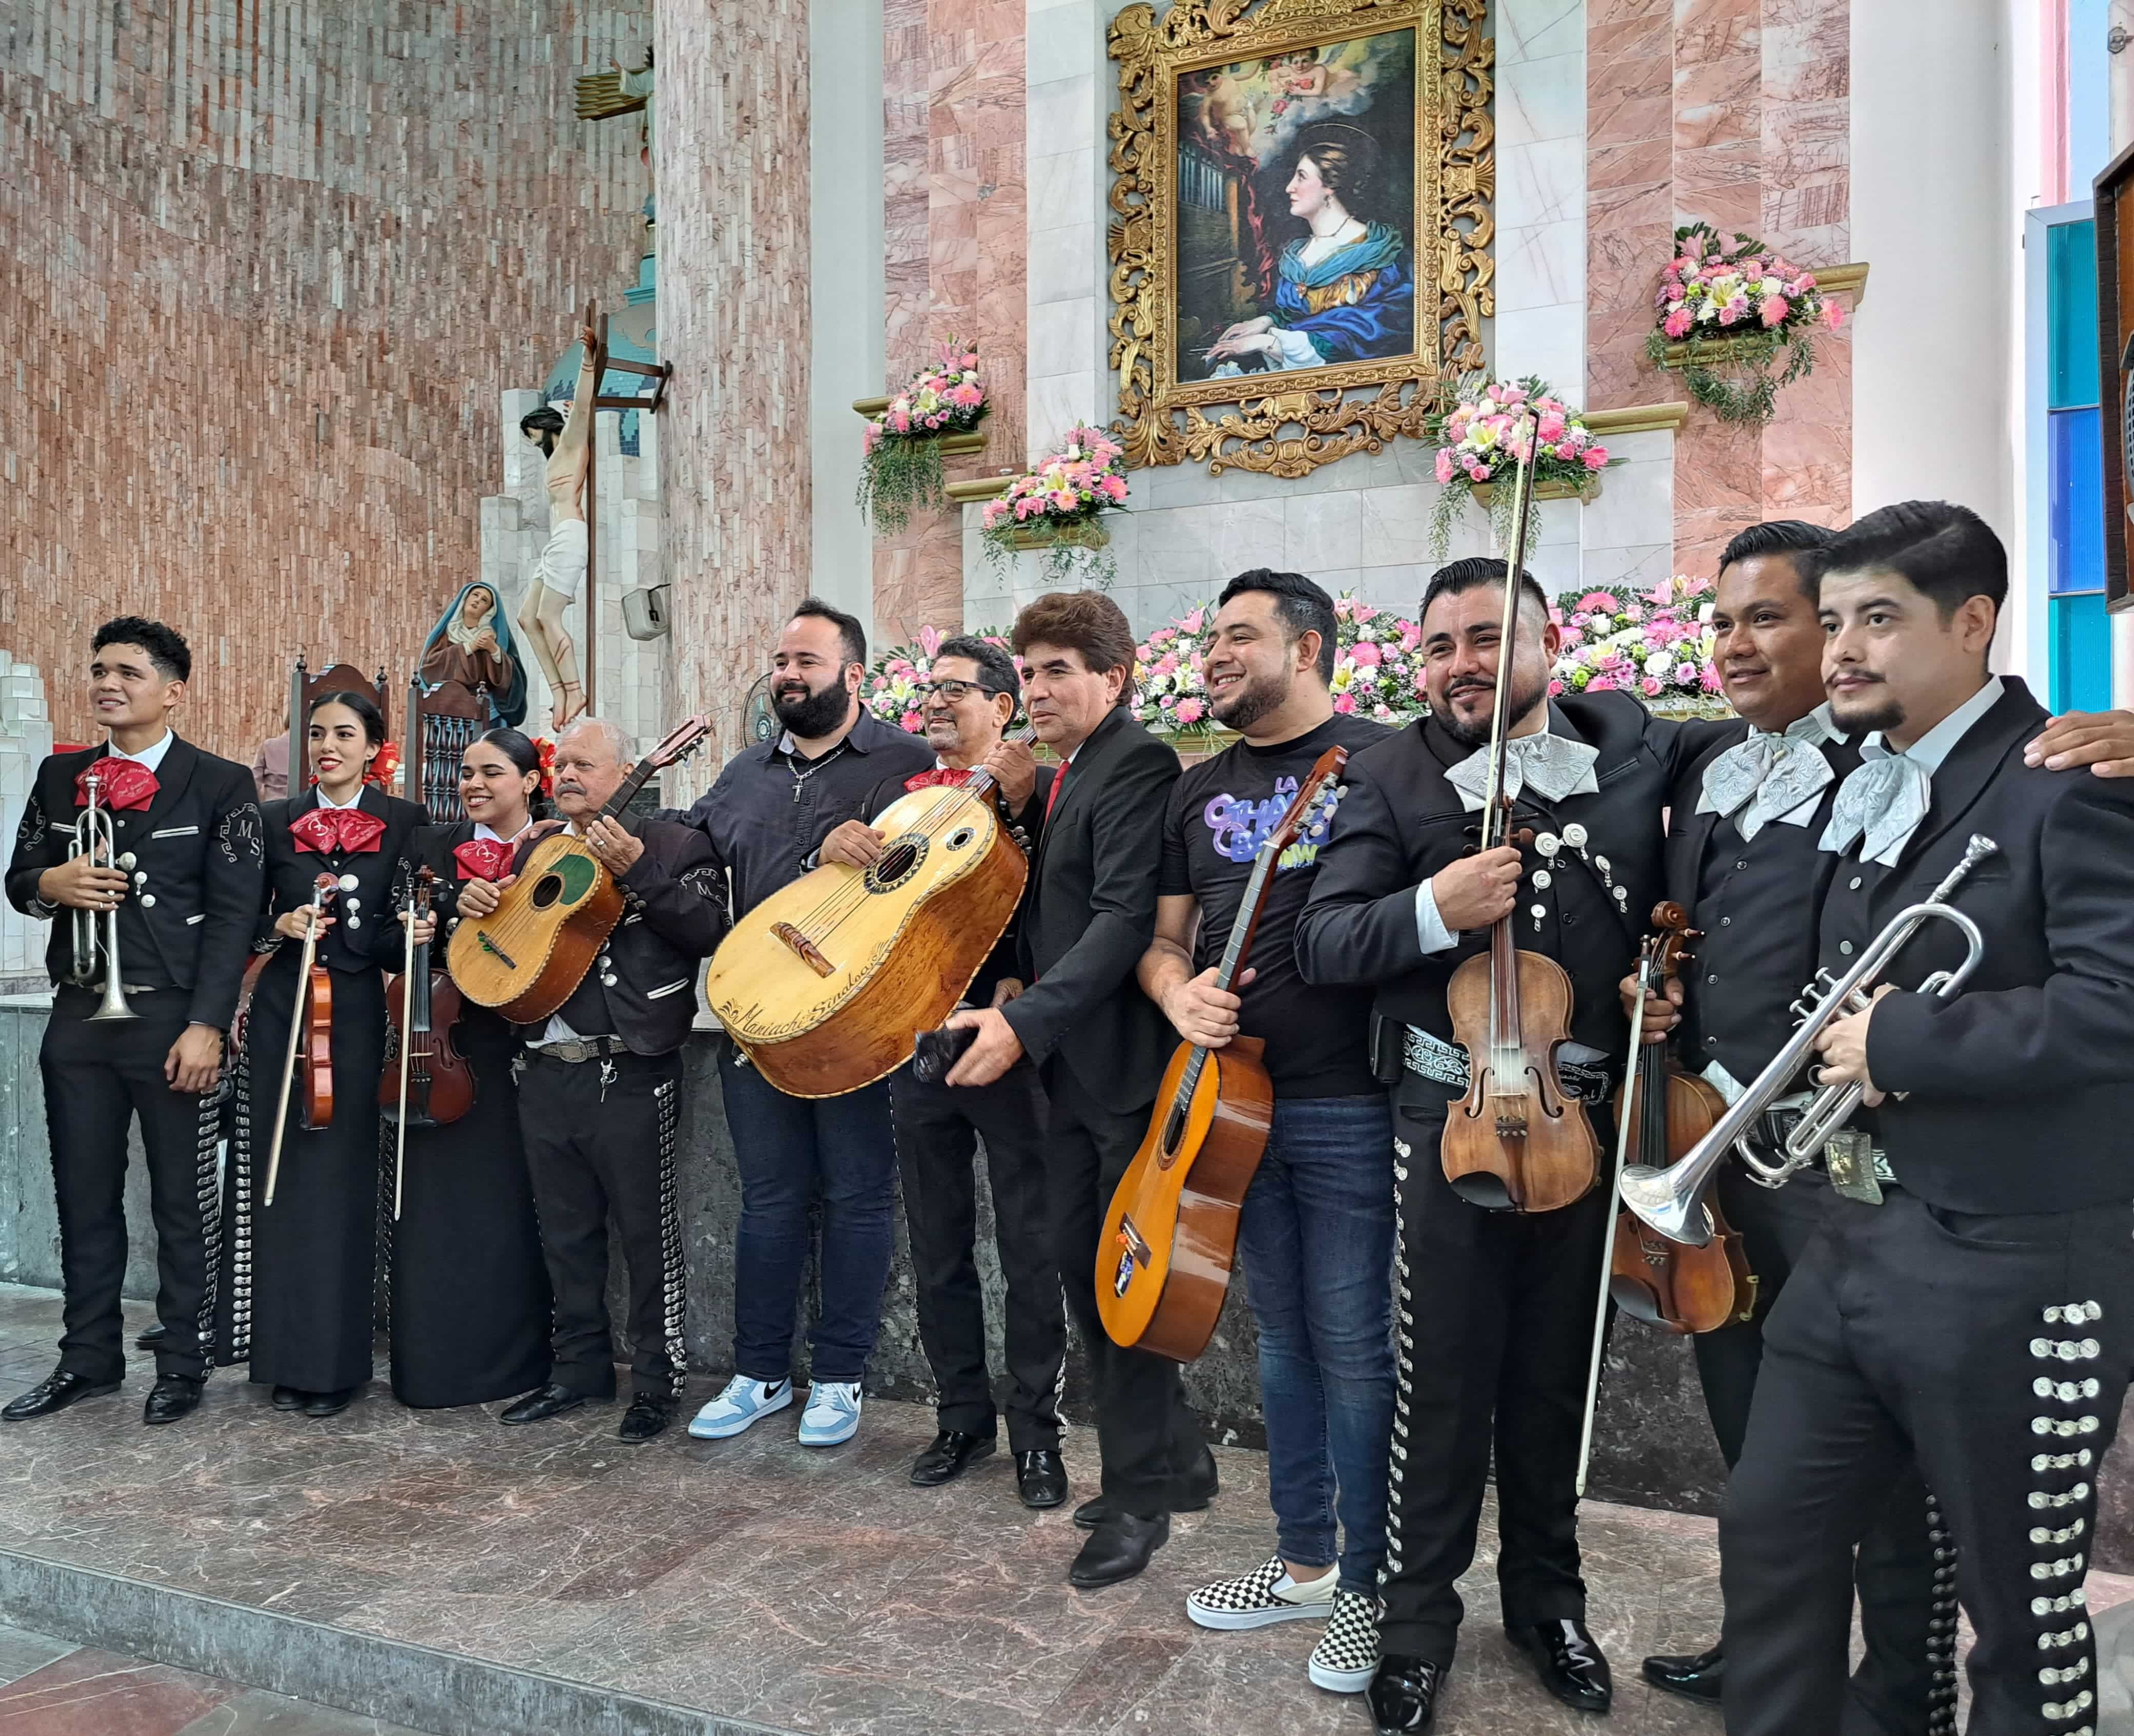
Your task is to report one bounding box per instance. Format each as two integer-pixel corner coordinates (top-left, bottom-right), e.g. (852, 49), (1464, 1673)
(2049, 406), (2105, 595)
(2051, 591), (2113, 713)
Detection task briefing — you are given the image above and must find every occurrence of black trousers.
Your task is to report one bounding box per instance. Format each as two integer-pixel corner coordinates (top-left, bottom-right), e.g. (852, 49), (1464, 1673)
(1696, 1166), (1935, 1735)
(1380, 1091), (1603, 1663)
(1722, 1188), (2134, 1736)
(40, 992), (220, 1383)
(1045, 1057), (1201, 1514)
(516, 1048), (686, 1403)
(892, 1059), (1064, 1451)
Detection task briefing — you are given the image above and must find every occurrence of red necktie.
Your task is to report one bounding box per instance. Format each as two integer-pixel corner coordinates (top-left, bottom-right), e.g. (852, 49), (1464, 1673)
(1043, 759), (1071, 823)
(904, 767), (974, 792)
(76, 759), (159, 813)
(452, 837), (516, 881)
(290, 806), (387, 856)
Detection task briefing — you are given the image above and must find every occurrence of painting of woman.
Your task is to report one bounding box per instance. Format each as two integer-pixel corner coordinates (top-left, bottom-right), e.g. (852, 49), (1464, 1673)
(418, 581), (528, 728)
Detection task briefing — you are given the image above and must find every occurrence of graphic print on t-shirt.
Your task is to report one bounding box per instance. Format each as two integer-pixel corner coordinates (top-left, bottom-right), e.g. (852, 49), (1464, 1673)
(1201, 776), (1338, 872)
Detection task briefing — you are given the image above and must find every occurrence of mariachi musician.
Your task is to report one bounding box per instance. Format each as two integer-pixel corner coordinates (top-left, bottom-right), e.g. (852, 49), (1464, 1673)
(389, 727), (555, 1410)
(816, 635), (1069, 1508)
(1723, 504), (2134, 1736)
(1297, 558), (1722, 1731)
(230, 689), (428, 1419)
(3, 619), (263, 1428)
(463, 716), (722, 1445)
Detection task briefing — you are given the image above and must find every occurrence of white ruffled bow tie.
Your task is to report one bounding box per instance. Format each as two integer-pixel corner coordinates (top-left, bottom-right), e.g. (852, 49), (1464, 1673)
(1696, 712), (1838, 841)
(1446, 731), (1601, 813)
(1819, 750), (1932, 867)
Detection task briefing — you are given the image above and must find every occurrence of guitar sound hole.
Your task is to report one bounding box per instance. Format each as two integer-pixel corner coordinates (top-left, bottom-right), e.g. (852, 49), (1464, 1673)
(530, 874), (563, 910)
(1161, 1105), (1186, 1153)
(864, 834), (928, 892)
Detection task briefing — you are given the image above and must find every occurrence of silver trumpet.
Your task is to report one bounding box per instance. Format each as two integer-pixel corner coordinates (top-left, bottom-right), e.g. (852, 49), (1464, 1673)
(66, 771), (142, 1022)
(1618, 833), (1998, 1247)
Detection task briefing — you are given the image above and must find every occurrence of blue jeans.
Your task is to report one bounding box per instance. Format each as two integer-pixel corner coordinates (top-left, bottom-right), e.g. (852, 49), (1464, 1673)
(720, 1045), (898, 1385)
(1236, 1093), (1397, 1593)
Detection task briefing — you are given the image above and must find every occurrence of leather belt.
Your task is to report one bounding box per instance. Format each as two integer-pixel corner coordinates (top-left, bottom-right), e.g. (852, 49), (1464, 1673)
(1399, 1023), (1616, 1104)
(525, 1036), (628, 1064)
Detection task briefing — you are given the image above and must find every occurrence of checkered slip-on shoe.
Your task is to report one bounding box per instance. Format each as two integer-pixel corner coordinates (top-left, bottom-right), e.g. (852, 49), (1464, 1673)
(1308, 1588), (1381, 1693)
(1186, 1556), (1339, 1631)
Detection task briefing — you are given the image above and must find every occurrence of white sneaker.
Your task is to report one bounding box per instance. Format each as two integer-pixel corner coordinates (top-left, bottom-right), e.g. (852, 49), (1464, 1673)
(1308, 1589), (1381, 1693)
(1187, 1556), (1338, 1630)
(687, 1375), (792, 1439)
(798, 1380), (863, 1447)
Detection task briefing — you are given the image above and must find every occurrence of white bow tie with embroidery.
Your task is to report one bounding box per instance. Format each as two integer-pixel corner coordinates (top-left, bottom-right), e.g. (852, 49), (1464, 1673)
(1696, 716), (1836, 841)
(1818, 752), (1932, 867)
(1446, 732), (1601, 813)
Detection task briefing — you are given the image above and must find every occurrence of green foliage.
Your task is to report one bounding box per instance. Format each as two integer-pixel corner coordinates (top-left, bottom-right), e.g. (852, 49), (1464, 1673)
(856, 432), (950, 535)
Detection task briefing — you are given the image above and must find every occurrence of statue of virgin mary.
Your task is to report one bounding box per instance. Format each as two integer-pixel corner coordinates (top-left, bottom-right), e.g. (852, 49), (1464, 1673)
(419, 581), (528, 727)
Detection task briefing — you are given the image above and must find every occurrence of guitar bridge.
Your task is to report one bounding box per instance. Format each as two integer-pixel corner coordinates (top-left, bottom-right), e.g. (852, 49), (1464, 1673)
(475, 931), (517, 969)
(772, 922), (836, 978)
(1111, 1216), (1152, 1299)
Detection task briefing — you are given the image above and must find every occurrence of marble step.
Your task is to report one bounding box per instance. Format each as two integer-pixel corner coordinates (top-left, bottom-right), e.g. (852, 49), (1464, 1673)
(0, 1545), (796, 1736)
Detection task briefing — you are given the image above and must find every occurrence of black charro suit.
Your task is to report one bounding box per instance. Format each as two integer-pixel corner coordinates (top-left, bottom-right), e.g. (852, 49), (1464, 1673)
(1661, 721), (1935, 1734)
(1722, 677), (2134, 1736)
(511, 816), (724, 1404)
(1296, 691), (1718, 1667)
(5, 737), (264, 1385)
(998, 704), (1192, 1514)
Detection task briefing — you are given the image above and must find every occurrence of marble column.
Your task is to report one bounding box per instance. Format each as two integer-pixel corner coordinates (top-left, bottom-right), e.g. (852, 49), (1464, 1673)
(655, 0), (814, 790)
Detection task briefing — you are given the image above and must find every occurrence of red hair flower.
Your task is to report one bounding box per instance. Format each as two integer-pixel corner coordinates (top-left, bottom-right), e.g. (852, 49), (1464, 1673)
(531, 736), (558, 799)
(366, 740), (403, 788)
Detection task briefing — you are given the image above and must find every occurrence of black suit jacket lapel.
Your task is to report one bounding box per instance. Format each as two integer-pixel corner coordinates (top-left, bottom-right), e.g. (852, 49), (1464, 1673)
(1881, 681), (2045, 891)
(1032, 706), (1127, 881)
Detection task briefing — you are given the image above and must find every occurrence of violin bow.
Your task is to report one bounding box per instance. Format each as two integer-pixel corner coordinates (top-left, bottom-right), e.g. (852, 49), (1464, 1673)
(264, 872), (337, 1208)
(1476, 408), (1539, 854)
(393, 888), (417, 1221)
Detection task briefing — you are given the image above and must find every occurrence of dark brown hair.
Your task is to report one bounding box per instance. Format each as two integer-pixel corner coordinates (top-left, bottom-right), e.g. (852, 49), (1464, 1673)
(1012, 591), (1137, 684)
(1294, 125), (1381, 211)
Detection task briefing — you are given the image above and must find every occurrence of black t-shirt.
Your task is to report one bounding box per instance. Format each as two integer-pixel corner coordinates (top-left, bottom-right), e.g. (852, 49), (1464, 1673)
(1158, 713), (1394, 1098)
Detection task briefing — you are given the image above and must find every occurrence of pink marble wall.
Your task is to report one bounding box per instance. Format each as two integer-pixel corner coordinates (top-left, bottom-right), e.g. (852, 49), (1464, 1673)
(870, 0), (1028, 644)
(1587, 0), (1857, 578)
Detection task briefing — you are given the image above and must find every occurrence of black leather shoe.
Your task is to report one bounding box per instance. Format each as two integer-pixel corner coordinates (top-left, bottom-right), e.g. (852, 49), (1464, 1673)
(618, 1396), (671, 1444)
(1642, 1642), (1723, 1705)
(1368, 1656), (1446, 1734)
(270, 1386), (306, 1412)
(1508, 1619), (1612, 1712)
(1016, 1448), (1068, 1509)
(144, 1375), (204, 1425)
(303, 1387), (359, 1417)
(500, 1383), (594, 1426)
(1068, 1511), (1169, 1589)
(135, 1324), (168, 1351)
(911, 1429), (996, 1487)
(2, 1370), (120, 1422)
(1073, 1445), (1218, 1528)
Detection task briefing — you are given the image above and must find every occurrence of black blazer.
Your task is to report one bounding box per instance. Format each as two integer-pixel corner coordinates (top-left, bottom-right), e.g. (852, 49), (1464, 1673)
(1829, 678), (2134, 1214)
(6, 738), (265, 1030)
(1661, 721), (1863, 912)
(508, 815), (724, 1057)
(259, 784), (430, 975)
(1002, 706), (1180, 1116)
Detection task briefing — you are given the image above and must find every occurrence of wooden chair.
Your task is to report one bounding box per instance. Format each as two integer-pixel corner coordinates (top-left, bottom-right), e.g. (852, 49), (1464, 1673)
(288, 657), (389, 790)
(404, 674), (492, 822)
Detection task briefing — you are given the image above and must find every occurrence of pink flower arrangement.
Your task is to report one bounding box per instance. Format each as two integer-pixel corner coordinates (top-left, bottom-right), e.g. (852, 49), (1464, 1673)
(1551, 574), (1724, 712)
(1648, 223), (1843, 424)
(865, 339), (989, 447)
(1425, 374), (1612, 558)
(981, 425), (1130, 535)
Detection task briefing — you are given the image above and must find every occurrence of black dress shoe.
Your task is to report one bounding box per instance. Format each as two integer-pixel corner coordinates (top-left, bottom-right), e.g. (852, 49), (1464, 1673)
(1507, 1619), (1612, 1712)
(500, 1383), (595, 1426)
(135, 1324), (168, 1351)
(1642, 1642), (1723, 1705)
(1068, 1511), (1169, 1589)
(144, 1375), (204, 1426)
(2, 1369), (121, 1422)
(303, 1387), (359, 1417)
(1073, 1445), (1218, 1528)
(911, 1429), (996, 1487)
(618, 1396), (672, 1444)
(270, 1386), (306, 1412)
(1016, 1448), (1068, 1509)
(1368, 1655), (1446, 1734)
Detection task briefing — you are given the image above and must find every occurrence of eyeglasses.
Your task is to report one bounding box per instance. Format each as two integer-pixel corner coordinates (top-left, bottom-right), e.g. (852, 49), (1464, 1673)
(916, 680), (1001, 703)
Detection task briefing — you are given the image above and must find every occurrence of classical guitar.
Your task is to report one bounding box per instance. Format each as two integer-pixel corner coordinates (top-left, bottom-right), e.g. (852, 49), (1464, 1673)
(1097, 745), (1348, 1362)
(703, 728), (1037, 1097)
(447, 717), (711, 1022)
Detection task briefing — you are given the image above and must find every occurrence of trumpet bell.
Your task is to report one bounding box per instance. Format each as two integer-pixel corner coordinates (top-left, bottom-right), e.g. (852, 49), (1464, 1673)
(85, 980), (142, 1022)
(1616, 1163), (1716, 1248)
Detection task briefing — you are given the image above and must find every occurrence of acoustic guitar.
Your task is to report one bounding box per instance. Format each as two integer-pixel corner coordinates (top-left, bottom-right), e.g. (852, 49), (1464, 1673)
(1097, 745), (1348, 1362)
(702, 729), (1036, 1097)
(447, 717), (711, 1022)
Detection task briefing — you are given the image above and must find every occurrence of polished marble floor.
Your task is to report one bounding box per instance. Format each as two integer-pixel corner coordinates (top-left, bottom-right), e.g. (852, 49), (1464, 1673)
(0, 1281), (2112, 1736)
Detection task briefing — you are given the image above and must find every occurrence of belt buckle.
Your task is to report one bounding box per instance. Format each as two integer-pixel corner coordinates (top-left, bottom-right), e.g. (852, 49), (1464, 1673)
(1825, 1130), (1886, 1206)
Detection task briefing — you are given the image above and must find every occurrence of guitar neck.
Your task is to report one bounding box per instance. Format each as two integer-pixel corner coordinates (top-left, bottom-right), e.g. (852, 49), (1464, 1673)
(1173, 822), (1286, 1111)
(598, 755), (661, 823)
(946, 724), (1039, 804)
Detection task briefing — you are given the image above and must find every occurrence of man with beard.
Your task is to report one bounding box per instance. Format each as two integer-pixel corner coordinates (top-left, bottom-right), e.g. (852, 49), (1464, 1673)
(1297, 557), (1720, 1733)
(1138, 570), (1396, 1694)
(816, 637), (1070, 1509)
(676, 599), (932, 1448)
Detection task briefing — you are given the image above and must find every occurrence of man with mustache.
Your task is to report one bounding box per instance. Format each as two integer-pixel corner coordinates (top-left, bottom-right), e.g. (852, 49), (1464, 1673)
(674, 600), (932, 1448)
(816, 637), (1069, 1508)
(1720, 502), (2134, 1736)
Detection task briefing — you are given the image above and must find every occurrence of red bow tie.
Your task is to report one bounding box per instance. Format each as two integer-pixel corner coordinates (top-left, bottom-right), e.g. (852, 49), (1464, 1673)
(76, 759), (159, 813)
(290, 805), (386, 857)
(904, 767), (974, 791)
(452, 837), (516, 881)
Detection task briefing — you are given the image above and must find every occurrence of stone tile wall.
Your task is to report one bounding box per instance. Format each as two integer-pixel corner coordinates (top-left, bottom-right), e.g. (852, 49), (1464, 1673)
(2, 2), (653, 761)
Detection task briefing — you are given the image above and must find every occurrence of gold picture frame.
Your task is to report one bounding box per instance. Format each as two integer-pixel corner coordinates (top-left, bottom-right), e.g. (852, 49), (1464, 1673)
(1106, 0), (1492, 478)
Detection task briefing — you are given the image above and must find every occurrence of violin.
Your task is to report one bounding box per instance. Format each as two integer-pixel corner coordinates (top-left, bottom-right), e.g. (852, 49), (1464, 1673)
(1608, 902), (1756, 1334)
(1439, 430), (1600, 1214)
(383, 867), (474, 1219)
(265, 872), (339, 1207)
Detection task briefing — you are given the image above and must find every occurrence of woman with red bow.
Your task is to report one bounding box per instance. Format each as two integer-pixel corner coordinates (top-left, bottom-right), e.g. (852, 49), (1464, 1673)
(388, 728), (556, 1408)
(228, 691), (428, 1417)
